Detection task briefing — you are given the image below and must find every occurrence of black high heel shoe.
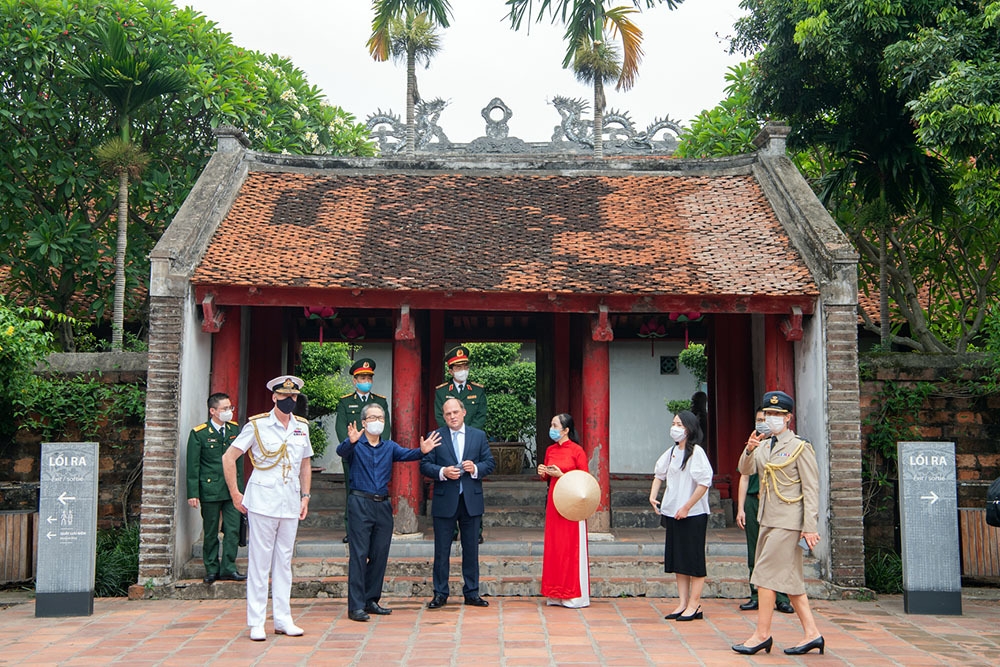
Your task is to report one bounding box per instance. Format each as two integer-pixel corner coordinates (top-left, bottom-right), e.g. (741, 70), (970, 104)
(664, 611), (683, 620)
(783, 636), (825, 655)
(675, 605), (703, 621)
(732, 637), (773, 655)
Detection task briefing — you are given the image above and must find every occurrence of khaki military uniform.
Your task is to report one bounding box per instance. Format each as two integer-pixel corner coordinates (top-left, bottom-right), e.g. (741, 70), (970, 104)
(737, 428), (819, 595)
(186, 420), (244, 577)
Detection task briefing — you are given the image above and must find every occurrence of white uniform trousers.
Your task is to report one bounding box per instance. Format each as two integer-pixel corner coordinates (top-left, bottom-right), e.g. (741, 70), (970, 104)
(246, 511), (299, 628)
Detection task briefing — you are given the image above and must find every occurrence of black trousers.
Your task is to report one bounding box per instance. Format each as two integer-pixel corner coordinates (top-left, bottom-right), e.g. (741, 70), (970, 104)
(346, 494), (393, 612)
(432, 494), (481, 598)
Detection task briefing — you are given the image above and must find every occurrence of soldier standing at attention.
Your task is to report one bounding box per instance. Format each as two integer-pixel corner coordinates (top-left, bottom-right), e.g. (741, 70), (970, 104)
(434, 345), (489, 543)
(335, 358), (391, 544)
(186, 392), (246, 584)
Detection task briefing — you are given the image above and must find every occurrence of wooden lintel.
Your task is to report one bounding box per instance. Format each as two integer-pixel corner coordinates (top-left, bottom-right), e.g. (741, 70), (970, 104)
(779, 306), (804, 342)
(201, 294), (225, 333)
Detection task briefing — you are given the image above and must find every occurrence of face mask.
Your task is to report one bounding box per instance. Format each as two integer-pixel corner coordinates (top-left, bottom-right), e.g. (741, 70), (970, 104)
(669, 425), (686, 442)
(549, 427), (563, 441)
(218, 410), (234, 423)
(365, 420), (385, 436)
(452, 369), (469, 383)
(356, 381), (372, 393)
(755, 421), (771, 436)
(276, 396), (296, 414)
(765, 415), (787, 434)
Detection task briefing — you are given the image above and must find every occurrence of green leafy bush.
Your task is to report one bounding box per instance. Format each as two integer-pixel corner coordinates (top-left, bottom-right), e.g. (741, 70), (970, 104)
(94, 524), (139, 597)
(678, 343), (708, 386)
(865, 547), (902, 594)
(665, 399), (692, 415)
(15, 375), (145, 443)
(297, 342), (353, 457)
(467, 345), (536, 443)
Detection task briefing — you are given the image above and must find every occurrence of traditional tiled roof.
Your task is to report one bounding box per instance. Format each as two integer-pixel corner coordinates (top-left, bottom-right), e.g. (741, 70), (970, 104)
(191, 170), (818, 297)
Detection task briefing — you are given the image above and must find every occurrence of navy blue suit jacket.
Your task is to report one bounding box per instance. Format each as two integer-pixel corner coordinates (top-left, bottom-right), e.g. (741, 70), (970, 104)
(420, 425), (495, 517)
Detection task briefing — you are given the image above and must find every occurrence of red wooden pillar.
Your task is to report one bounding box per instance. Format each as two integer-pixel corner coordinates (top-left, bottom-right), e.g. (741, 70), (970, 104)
(764, 313), (797, 428)
(209, 306), (241, 401)
(582, 311), (612, 532)
(553, 313), (571, 415)
(426, 310), (445, 429)
(711, 314), (753, 500)
(391, 306), (422, 533)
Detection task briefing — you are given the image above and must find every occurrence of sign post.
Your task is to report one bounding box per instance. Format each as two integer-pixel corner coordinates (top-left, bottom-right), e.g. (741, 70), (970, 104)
(897, 441), (961, 615)
(36, 442), (99, 617)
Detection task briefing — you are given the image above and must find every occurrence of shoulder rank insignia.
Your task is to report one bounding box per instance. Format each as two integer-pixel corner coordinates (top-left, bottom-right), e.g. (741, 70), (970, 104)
(294, 415), (310, 423)
(372, 392), (387, 399)
(193, 423), (208, 432)
(249, 412), (269, 421)
(470, 382), (485, 388)
(435, 382), (448, 389)
(339, 393), (355, 400)
(227, 420), (239, 426)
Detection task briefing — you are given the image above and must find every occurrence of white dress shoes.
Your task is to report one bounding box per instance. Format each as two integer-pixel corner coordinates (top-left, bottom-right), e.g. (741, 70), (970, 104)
(275, 622), (304, 637)
(249, 625), (266, 641)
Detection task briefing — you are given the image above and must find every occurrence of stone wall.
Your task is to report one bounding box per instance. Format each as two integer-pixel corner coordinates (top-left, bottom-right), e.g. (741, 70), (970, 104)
(860, 354), (1000, 549)
(0, 353), (147, 527)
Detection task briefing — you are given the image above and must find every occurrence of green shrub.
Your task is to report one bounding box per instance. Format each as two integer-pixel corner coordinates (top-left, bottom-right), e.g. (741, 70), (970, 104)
(865, 547), (903, 594)
(94, 524), (139, 597)
(678, 343), (708, 386)
(15, 375), (145, 443)
(665, 399), (692, 415)
(467, 345), (536, 443)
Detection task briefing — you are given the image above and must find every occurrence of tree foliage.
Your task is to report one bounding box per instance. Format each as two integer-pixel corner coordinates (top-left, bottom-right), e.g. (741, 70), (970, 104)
(0, 0), (374, 346)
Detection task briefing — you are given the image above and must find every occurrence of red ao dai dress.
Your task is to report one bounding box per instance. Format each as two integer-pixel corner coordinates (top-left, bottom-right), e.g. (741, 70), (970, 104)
(540, 439), (591, 608)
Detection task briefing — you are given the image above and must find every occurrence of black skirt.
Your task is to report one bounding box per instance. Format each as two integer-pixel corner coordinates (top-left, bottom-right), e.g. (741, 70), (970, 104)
(662, 513), (709, 577)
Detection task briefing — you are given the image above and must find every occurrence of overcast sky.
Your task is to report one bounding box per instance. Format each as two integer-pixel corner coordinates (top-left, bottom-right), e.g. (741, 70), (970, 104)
(183, 1), (748, 142)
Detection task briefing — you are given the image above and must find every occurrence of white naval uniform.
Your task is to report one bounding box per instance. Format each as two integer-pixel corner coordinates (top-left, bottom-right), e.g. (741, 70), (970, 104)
(230, 409), (313, 629)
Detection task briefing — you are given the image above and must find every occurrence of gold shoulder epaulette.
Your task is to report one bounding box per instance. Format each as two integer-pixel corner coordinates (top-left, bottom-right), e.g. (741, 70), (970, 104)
(294, 415), (309, 423)
(193, 423), (208, 432)
(339, 393), (355, 399)
(249, 412), (269, 421)
(227, 420), (239, 426)
(372, 392), (387, 399)
(435, 382), (448, 389)
(470, 382), (485, 388)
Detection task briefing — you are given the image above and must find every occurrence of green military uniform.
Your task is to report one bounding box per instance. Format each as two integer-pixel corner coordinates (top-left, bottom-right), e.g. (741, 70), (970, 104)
(434, 380), (488, 431)
(743, 471), (790, 606)
(335, 358), (390, 538)
(187, 420), (245, 577)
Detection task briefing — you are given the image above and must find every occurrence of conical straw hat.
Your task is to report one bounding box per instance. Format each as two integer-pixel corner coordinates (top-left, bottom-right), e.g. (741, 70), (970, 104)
(552, 470), (601, 522)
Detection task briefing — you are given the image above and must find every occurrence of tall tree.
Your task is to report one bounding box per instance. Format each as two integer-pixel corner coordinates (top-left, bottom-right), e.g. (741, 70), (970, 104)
(506, 1), (683, 156)
(0, 0), (374, 349)
(367, 0), (452, 157)
(572, 34), (620, 158)
(69, 19), (186, 351)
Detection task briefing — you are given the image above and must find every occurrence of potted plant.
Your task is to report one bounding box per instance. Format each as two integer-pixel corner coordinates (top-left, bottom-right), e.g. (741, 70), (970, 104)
(467, 343), (536, 474)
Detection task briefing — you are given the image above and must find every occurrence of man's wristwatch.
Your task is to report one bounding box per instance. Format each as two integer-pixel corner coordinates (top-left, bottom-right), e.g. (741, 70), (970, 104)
(301, 493), (311, 499)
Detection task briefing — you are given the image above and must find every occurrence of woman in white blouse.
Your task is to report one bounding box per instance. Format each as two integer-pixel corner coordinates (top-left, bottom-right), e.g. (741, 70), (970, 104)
(649, 410), (714, 622)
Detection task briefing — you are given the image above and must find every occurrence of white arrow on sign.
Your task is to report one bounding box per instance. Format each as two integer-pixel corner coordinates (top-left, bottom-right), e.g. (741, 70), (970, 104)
(920, 491), (940, 505)
(58, 491), (76, 505)
(46, 531), (56, 540)
(47, 515), (57, 524)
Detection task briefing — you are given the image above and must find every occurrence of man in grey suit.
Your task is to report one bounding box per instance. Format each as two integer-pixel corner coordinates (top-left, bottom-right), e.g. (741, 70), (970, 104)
(421, 397), (496, 609)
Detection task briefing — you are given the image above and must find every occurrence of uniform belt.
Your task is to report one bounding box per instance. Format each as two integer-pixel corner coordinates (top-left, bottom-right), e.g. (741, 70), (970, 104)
(350, 489), (388, 502)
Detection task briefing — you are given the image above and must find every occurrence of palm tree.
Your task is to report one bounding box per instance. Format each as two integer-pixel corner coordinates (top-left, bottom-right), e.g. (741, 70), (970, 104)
(506, 1), (684, 91)
(367, 1), (452, 157)
(69, 20), (186, 350)
(572, 35), (621, 158)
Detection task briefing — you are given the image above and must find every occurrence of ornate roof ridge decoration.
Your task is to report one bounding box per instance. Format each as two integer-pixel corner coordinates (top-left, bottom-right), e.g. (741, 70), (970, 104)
(365, 96), (683, 156)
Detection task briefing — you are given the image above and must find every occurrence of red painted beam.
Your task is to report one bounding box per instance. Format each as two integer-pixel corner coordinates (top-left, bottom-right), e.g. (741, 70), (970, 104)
(582, 320), (611, 532)
(194, 285), (816, 316)
(391, 310), (423, 533)
(210, 306), (242, 403)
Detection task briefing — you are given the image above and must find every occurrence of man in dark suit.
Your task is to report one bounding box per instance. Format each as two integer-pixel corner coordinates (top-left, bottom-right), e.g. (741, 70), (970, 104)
(421, 397), (496, 609)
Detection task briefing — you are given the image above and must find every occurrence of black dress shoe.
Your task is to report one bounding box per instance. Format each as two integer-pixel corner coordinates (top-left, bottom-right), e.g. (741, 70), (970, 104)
(732, 637), (773, 655)
(219, 571), (247, 581)
(348, 609), (370, 622)
(775, 600), (795, 614)
(479, 535), (485, 544)
(203, 573), (218, 584)
(675, 605), (702, 621)
(427, 594), (448, 609)
(739, 599), (758, 611)
(464, 596), (489, 607)
(365, 601), (392, 615)
(783, 636), (824, 655)
(342, 535), (349, 543)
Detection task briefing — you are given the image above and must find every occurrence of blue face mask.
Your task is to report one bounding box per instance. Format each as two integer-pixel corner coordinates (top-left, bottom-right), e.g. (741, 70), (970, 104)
(549, 427), (563, 441)
(356, 381), (372, 393)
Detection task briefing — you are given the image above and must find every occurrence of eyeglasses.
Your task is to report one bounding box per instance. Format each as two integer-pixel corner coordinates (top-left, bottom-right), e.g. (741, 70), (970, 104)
(364, 416), (385, 422)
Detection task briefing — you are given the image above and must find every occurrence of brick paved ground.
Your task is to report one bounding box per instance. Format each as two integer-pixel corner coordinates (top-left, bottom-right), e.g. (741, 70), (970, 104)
(1, 593), (998, 665)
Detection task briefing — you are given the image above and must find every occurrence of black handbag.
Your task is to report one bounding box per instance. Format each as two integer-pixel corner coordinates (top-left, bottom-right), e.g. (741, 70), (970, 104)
(238, 513), (249, 547)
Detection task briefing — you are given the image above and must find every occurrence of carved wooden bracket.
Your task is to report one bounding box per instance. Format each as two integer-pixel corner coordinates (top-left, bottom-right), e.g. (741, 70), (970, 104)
(395, 304), (415, 340)
(201, 294), (225, 333)
(779, 306), (803, 342)
(592, 305), (614, 342)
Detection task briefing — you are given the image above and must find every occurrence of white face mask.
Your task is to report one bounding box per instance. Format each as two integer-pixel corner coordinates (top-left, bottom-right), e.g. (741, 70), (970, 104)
(755, 421), (771, 436)
(218, 410), (234, 423)
(365, 420), (385, 436)
(765, 415), (787, 434)
(452, 369), (469, 383)
(669, 425), (686, 442)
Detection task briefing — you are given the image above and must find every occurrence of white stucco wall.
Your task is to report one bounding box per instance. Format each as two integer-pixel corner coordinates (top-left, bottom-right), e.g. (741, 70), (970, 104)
(174, 289), (214, 572)
(609, 340), (703, 474)
(794, 310), (831, 575)
(314, 342), (394, 473)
